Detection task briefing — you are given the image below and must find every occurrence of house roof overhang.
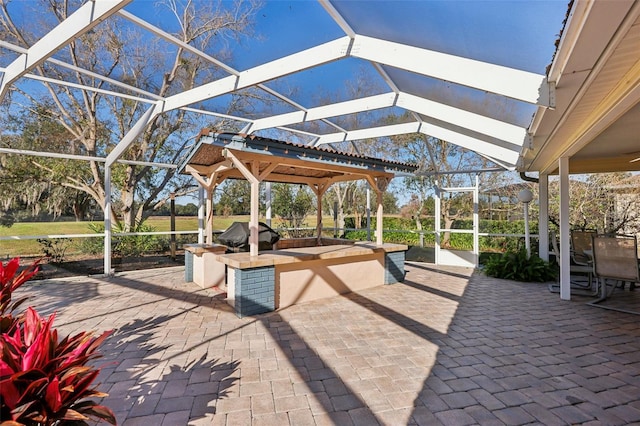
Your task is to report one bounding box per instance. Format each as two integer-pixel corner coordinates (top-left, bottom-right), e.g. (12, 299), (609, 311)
(523, 0), (640, 175)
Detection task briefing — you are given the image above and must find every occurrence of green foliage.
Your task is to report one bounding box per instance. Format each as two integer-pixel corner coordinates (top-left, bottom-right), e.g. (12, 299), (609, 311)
(0, 212), (15, 228)
(80, 221), (168, 257)
(0, 257), (116, 425)
(272, 184), (314, 237)
(217, 180), (252, 215)
(483, 248), (556, 282)
(37, 238), (72, 264)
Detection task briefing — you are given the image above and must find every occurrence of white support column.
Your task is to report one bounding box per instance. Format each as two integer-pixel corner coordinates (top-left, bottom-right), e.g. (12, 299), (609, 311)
(434, 183), (441, 265)
(198, 187), (205, 244)
(103, 165), (112, 276)
(559, 157), (571, 300)
(102, 104), (157, 273)
(538, 174), (549, 261)
(473, 175), (479, 266)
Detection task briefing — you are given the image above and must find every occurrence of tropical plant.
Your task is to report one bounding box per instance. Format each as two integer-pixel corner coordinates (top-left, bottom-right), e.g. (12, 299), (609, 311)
(79, 221), (167, 257)
(483, 248), (556, 282)
(0, 257), (40, 333)
(0, 258), (115, 425)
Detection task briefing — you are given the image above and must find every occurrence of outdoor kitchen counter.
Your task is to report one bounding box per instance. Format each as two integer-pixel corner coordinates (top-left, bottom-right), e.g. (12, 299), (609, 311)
(214, 242), (407, 269)
(217, 243), (409, 317)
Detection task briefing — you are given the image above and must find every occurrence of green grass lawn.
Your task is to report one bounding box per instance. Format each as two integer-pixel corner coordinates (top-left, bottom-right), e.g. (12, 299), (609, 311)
(0, 215), (337, 257)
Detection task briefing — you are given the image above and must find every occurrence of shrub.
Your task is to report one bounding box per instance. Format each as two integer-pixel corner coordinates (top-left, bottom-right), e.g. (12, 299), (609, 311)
(0, 257), (116, 425)
(79, 221), (167, 257)
(37, 238), (73, 264)
(483, 248), (556, 282)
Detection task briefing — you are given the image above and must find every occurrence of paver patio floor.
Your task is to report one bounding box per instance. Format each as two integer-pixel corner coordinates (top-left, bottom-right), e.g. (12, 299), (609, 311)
(18, 262), (640, 425)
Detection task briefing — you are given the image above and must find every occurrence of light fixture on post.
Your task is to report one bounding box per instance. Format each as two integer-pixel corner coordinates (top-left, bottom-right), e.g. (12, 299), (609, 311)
(518, 188), (534, 258)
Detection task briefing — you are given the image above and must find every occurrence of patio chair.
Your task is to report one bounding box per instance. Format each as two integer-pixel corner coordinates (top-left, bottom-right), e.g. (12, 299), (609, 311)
(548, 231), (597, 295)
(591, 234), (639, 301)
(571, 229), (597, 267)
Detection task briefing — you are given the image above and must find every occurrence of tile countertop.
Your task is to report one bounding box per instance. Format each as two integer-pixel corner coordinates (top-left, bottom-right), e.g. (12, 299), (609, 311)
(215, 242), (407, 269)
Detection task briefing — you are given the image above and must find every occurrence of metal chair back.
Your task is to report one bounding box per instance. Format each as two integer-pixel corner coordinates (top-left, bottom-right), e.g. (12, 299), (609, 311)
(571, 230), (596, 266)
(592, 234), (639, 283)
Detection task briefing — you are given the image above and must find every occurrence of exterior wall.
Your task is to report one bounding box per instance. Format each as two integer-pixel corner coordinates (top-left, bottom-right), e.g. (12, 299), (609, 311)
(275, 253), (384, 309)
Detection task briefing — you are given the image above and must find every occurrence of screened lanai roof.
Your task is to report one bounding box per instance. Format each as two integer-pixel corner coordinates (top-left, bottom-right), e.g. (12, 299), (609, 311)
(0, 0), (637, 176)
(0, 0), (569, 174)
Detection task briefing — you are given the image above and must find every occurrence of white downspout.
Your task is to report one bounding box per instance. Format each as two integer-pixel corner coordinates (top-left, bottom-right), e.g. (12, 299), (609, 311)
(538, 174), (549, 261)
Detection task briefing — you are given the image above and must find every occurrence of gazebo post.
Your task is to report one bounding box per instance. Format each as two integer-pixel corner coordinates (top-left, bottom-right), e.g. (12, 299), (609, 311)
(310, 181), (330, 244)
(223, 150), (261, 256)
(186, 166), (221, 246)
(317, 191), (323, 242)
(205, 185), (214, 244)
(376, 190), (384, 245)
(249, 161), (260, 256)
(366, 176), (390, 246)
(198, 187), (205, 244)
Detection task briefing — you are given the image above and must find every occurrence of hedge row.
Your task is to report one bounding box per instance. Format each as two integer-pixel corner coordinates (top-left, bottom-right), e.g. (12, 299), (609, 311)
(342, 217), (539, 252)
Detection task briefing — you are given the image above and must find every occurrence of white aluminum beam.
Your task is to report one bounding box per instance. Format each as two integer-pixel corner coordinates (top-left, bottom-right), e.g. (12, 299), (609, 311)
(319, 0), (356, 37)
(315, 122), (420, 145)
(161, 36), (352, 113)
(0, 147), (175, 168)
(475, 152), (517, 171)
(17, 72), (157, 104)
(352, 35), (550, 106)
(315, 121), (520, 165)
(106, 103), (159, 166)
(398, 92), (528, 146)
(118, 9), (238, 76)
(119, 10), (342, 135)
(418, 122), (520, 165)
(0, 0), (132, 100)
(249, 93), (397, 132)
(0, 40), (161, 100)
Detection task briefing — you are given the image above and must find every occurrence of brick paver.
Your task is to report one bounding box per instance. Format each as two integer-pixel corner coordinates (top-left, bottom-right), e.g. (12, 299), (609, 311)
(18, 262), (640, 425)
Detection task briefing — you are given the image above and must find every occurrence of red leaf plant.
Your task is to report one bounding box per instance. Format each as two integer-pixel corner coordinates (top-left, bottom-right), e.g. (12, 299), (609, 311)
(0, 258), (116, 425)
(0, 257), (40, 335)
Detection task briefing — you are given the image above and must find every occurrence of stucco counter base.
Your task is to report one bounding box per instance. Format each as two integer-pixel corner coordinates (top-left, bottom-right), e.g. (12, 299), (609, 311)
(216, 243), (407, 317)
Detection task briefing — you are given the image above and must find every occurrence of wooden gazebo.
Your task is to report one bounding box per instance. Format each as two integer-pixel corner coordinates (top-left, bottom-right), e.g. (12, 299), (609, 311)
(178, 130), (418, 256)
